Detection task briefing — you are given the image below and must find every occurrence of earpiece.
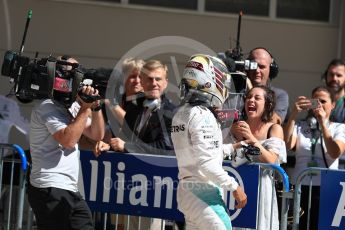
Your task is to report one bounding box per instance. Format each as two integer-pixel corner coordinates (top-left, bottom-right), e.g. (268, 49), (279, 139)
(248, 47), (279, 80)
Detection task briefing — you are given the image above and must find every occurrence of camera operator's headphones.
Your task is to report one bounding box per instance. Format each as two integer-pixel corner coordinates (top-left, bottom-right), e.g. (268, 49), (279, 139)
(248, 47), (279, 80)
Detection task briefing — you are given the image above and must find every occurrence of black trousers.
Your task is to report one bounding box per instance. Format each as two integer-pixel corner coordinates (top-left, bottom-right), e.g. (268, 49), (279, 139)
(299, 185), (320, 230)
(28, 183), (94, 230)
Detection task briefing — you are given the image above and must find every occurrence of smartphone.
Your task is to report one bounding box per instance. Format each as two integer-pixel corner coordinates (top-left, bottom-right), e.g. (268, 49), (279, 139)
(310, 99), (319, 109)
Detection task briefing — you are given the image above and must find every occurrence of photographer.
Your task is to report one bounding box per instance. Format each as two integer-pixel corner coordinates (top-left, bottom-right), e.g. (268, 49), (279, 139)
(27, 57), (105, 230)
(228, 85), (286, 230)
(284, 86), (345, 229)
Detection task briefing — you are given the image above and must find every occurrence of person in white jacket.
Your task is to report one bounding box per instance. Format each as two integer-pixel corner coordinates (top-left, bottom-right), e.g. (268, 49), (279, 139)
(171, 54), (247, 230)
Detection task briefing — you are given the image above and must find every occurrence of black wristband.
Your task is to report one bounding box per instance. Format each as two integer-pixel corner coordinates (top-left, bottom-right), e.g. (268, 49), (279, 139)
(91, 105), (102, 112)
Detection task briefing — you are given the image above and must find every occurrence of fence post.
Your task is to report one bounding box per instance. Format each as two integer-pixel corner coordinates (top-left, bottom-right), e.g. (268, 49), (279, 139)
(292, 167), (322, 230)
(0, 144), (28, 230)
(255, 163), (290, 230)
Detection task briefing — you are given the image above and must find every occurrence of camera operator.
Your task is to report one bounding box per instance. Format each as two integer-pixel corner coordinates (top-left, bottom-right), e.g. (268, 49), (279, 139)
(284, 86), (345, 230)
(228, 85), (286, 230)
(247, 47), (289, 125)
(27, 56), (105, 230)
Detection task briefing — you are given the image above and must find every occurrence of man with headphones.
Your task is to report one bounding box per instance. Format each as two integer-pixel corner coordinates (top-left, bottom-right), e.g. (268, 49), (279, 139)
(247, 47), (289, 124)
(28, 56), (105, 229)
(94, 59), (176, 156)
(323, 59), (345, 123)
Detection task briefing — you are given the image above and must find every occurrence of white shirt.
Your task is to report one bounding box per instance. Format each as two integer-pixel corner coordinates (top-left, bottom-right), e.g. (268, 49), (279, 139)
(291, 120), (345, 186)
(30, 100), (83, 192)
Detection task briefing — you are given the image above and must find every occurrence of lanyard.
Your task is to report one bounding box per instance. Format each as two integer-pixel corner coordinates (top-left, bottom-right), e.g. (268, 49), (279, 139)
(311, 135), (319, 156)
(310, 126), (329, 168)
(310, 129), (320, 160)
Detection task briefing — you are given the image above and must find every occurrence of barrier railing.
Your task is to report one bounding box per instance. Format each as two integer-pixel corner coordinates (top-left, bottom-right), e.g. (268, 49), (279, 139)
(292, 167), (345, 230)
(79, 150), (291, 230)
(0, 144), (28, 230)
(255, 163), (290, 230)
(0, 146), (292, 230)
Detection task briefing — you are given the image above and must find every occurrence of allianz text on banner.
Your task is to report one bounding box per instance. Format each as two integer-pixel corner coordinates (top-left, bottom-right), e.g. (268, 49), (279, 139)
(78, 150), (259, 229)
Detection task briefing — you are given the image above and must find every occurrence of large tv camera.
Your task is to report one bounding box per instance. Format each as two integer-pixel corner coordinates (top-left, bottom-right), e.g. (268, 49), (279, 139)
(1, 51), (111, 106)
(217, 11), (257, 94)
(1, 10), (111, 106)
(216, 11), (257, 125)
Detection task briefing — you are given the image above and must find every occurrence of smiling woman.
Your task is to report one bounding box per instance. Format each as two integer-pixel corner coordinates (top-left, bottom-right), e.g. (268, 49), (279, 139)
(229, 85), (286, 230)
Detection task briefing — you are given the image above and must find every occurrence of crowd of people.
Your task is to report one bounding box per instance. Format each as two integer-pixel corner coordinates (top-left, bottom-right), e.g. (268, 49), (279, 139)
(24, 48), (345, 230)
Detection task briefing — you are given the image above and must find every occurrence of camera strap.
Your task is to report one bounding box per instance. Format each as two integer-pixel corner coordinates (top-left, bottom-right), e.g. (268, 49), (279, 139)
(320, 134), (329, 168)
(310, 130), (319, 158)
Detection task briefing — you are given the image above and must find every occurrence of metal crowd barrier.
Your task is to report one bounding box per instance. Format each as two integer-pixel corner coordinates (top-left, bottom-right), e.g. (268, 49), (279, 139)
(291, 167), (345, 230)
(0, 144), (28, 230)
(91, 163), (291, 230)
(92, 212), (170, 230)
(78, 150), (291, 230)
(255, 163), (291, 230)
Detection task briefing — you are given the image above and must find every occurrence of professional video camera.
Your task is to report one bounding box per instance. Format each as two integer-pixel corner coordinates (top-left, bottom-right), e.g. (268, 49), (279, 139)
(1, 10), (111, 106)
(218, 49), (258, 74)
(217, 11), (257, 94)
(1, 50), (111, 106)
(216, 11), (257, 126)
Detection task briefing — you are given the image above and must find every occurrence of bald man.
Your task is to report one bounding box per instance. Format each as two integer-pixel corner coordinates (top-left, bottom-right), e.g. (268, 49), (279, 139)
(247, 47), (289, 124)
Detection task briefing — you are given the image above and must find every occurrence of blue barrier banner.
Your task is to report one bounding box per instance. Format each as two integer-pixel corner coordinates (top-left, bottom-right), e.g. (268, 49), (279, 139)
(79, 150), (259, 228)
(319, 170), (345, 229)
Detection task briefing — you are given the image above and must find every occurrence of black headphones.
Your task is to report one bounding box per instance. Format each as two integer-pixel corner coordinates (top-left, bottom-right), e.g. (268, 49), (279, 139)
(248, 47), (279, 80)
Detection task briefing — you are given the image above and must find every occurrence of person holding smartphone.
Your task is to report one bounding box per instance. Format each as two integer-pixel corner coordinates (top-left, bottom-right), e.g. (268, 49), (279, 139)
(284, 86), (345, 229)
